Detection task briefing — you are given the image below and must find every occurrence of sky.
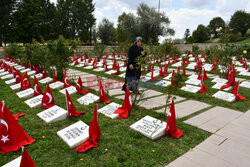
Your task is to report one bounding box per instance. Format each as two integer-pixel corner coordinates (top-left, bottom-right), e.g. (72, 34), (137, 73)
(50, 0), (250, 41)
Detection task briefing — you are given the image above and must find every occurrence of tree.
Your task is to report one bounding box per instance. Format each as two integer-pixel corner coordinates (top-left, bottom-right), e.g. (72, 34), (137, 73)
(229, 10), (250, 37)
(184, 29), (190, 43)
(192, 24), (210, 43)
(116, 3), (174, 44)
(208, 17), (225, 38)
(97, 18), (116, 44)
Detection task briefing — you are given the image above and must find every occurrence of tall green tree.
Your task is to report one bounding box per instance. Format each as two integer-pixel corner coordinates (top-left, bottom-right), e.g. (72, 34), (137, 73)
(208, 17), (225, 38)
(229, 10), (250, 37)
(192, 24), (210, 43)
(97, 18), (116, 44)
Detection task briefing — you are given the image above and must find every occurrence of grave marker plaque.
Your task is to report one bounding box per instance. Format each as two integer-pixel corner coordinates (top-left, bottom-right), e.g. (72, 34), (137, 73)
(37, 105), (68, 123)
(16, 88), (34, 98)
(24, 94), (43, 108)
(77, 93), (99, 105)
(97, 102), (121, 119)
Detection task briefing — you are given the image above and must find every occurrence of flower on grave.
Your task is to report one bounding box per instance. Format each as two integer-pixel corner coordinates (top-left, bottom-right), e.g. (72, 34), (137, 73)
(243, 50), (247, 54)
(152, 150), (155, 153)
(42, 136), (45, 139)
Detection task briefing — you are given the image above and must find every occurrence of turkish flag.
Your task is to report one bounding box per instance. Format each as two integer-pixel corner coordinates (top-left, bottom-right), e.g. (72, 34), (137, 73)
(15, 70), (22, 83)
(0, 102), (35, 154)
(20, 147), (36, 167)
(197, 68), (208, 80)
(111, 63), (120, 75)
(76, 104), (100, 152)
(232, 81), (247, 101)
(74, 59), (79, 65)
(150, 67), (160, 82)
(63, 72), (70, 88)
(76, 77), (91, 95)
(164, 64), (168, 74)
(66, 90), (86, 117)
(112, 58), (117, 69)
(35, 64), (40, 74)
(21, 72), (31, 90)
(114, 86), (132, 119)
(53, 69), (58, 82)
(220, 72), (235, 90)
(41, 84), (54, 109)
(165, 98), (183, 138)
(13, 113), (25, 121)
(198, 75), (207, 93)
(33, 76), (44, 96)
(99, 78), (111, 103)
(159, 65), (167, 77)
(42, 67), (47, 79)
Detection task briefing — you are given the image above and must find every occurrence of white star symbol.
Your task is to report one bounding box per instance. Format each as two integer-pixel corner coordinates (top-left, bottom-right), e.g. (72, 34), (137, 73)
(1, 135), (9, 143)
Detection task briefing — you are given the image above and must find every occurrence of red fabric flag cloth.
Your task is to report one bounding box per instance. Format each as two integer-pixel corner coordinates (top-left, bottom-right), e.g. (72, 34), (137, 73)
(12, 67), (17, 78)
(20, 147), (36, 167)
(150, 68), (160, 82)
(159, 65), (167, 77)
(220, 72), (235, 90)
(42, 67), (47, 79)
(114, 86), (132, 119)
(21, 72), (31, 90)
(99, 78), (111, 103)
(165, 98), (183, 139)
(30, 62), (35, 71)
(80, 56), (84, 62)
(197, 68), (208, 80)
(0, 102), (35, 154)
(13, 113), (25, 121)
(112, 59), (117, 69)
(74, 59), (79, 65)
(76, 76), (91, 95)
(111, 63), (120, 75)
(33, 76), (44, 96)
(124, 59), (127, 66)
(170, 70), (179, 87)
(63, 72), (70, 88)
(164, 64), (168, 74)
(104, 63), (109, 71)
(66, 90), (86, 117)
(76, 104), (100, 152)
(198, 75), (207, 93)
(15, 70), (22, 83)
(232, 81), (247, 101)
(53, 69), (58, 82)
(35, 65), (40, 74)
(177, 66), (180, 73)
(41, 84), (54, 109)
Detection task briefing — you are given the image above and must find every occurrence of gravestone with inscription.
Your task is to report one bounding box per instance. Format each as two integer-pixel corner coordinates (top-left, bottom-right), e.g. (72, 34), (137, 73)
(20, 68), (31, 73)
(77, 93), (99, 105)
(0, 71), (9, 76)
(57, 120), (89, 148)
(181, 84), (200, 93)
(31, 73), (43, 79)
(130, 115), (167, 140)
(2, 156), (22, 167)
(39, 77), (53, 84)
(16, 88), (34, 98)
(27, 70), (36, 76)
(185, 78), (201, 85)
(97, 102), (121, 119)
(239, 80), (250, 89)
(1, 74), (14, 80)
(49, 81), (64, 89)
(59, 86), (77, 95)
(37, 105), (68, 123)
(212, 91), (235, 102)
(212, 82), (232, 91)
(24, 94), (43, 108)
(5, 78), (16, 85)
(10, 83), (21, 90)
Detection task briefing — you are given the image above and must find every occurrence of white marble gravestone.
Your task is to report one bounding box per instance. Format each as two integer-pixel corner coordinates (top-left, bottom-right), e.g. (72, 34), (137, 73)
(20, 68), (31, 73)
(39, 77), (53, 84)
(27, 70), (36, 76)
(10, 83), (21, 90)
(97, 102), (121, 119)
(24, 94), (43, 108)
(239, 80), (250, 89)
(84, 66), (93, 69)
(239, 71), (250, 76)
(0, 71), (9, 76)
(76, 64), (85, 67)
(105, 70), (117, 75)
(2, 156), (22, 167)
(118, 73), (126, 78)
(16, 88), (34, 98)
(15, 66), (25, 70)
(172, 61), (182, 67)
(212, 82), (232, 91)
(5, 78), (16, 85)
(30, 73), (43, 79)
(140, 77), (151, 82)
(185, 78), (201, 85)
(77, 93), (99, 105)
(130, 115), (167, 140)
(1, 73), (14, 80)
(37, 105), (68, 123)
(188, 74), (198, 79)
(49, 81), (64, 89)
(163, 73), (173, 80)
(57, 120), (89, 148)
(120, 67), (127, 72)
(181, 84), (200, 93)
(155, 80), (171, 87)
(0, 69), (4, 73)
(59, 86), (77, 95)
(212, 91), (235, 102)
(93, 68), (105, 72)
(211, 77), (228, 84)
(203, 64), (212, 71)
(146, 71), (159, 77)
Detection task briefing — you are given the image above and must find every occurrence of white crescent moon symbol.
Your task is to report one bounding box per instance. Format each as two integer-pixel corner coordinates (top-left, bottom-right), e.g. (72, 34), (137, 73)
(65, 78), (69, 85)
(23, 78), (27, 82)
(0, 119), (8, 131)
(129, 95), (132, 106)
(46, 92), (52, 103)
(77, 83), (80, 89)
(34, 84), (39, 94)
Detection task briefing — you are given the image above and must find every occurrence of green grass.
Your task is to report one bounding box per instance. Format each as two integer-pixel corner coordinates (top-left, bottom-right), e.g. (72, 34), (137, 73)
(0, 75), (210, 166)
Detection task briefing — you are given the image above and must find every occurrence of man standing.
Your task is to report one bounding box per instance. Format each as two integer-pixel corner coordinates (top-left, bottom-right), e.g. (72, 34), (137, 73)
(122, 36), (146, 93)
